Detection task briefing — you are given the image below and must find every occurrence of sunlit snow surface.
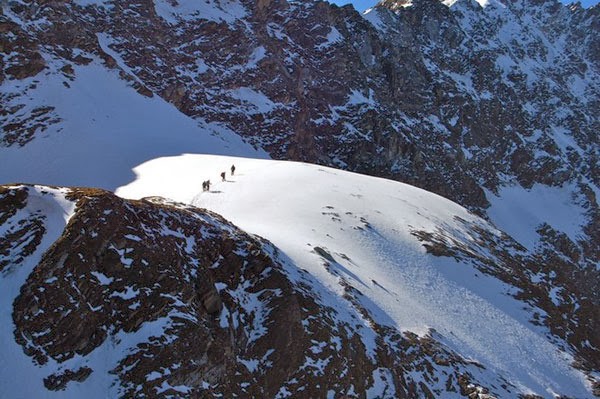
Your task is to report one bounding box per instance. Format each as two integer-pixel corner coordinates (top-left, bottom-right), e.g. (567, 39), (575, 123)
(117, 154), (592, 398)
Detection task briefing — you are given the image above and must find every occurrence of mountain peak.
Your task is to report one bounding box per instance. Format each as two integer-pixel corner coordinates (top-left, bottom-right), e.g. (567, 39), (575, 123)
(375, 0), (572, 12)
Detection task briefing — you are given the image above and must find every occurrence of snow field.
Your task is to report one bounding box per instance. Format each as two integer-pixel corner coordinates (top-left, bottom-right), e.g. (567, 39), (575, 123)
(117, 154), (592, 398)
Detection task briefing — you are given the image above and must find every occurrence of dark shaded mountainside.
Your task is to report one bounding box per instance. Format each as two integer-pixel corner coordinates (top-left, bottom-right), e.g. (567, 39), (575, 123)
(1, 0), (600, 397)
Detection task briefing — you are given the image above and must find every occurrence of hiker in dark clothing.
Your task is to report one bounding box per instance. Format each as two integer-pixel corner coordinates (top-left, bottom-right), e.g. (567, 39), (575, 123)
(206, 180), (211, 191)
(202, 181), (207, 191)
(220, 172), (226, 181)
(231, 164), (236, 176)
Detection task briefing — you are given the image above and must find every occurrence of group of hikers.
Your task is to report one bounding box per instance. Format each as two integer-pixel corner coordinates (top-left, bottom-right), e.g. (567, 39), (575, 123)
(202, 164), (236, 192)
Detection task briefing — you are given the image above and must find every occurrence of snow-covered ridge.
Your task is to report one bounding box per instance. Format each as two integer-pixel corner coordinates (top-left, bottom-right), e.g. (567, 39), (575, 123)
(0, 167), (596, 397)
(3, 184), (347, 397)
(2, 166), (593, 397)
(117, 154), (593, 398)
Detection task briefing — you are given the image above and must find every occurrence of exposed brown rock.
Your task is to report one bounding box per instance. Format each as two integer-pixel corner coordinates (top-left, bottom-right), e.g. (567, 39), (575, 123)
(5, 53), (46, 79)
(43, 367), (93, 391)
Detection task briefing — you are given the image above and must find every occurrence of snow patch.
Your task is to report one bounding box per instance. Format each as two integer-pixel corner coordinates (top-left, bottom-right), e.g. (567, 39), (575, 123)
(317, 27), (344, 49)
(486, 183), (587, 249)
(229, 87), (277, 114)
(91, 271), (114, 285)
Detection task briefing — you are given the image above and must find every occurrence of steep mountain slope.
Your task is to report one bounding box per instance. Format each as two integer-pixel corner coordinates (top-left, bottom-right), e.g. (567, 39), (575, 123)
(1, 0), (598, 396)
(118, 154), (599, 397)
(1, 156), (596, 397)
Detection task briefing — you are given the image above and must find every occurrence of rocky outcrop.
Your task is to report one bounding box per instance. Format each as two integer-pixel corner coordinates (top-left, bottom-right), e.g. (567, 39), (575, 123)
(0, 186), (46, 272)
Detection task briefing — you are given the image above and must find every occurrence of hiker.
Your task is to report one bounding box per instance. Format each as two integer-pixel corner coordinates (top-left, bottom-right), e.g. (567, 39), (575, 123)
(206, 180), (211, 191)
(231, 164), (236, 176)
(202, 181), (207, 191)
(220, 171), (226, 181)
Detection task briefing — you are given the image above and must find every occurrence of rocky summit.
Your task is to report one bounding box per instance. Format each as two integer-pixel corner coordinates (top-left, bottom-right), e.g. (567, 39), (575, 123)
(0, 0), (599, 397)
